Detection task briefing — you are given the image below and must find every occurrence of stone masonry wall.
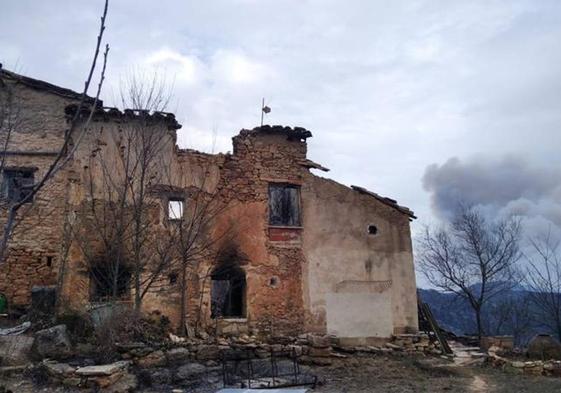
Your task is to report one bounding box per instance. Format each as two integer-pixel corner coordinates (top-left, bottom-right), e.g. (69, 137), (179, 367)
(1, 71), (418, 341)
(0, 79), (76, 306)
(189, 127), (309, 336)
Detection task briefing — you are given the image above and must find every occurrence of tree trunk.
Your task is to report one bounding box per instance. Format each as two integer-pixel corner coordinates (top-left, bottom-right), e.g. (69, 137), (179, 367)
(178, 261), (188, 336)
(0, 207), (16, 265)
(475, 307), (484, 342)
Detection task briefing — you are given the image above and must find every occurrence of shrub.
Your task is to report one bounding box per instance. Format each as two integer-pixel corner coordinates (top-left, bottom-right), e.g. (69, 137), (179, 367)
(92, 308), (172, 363)
(56, 311), (95, 343)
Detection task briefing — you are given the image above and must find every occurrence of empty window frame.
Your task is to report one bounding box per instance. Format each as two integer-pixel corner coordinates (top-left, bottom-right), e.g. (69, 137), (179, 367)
(90, 261), (131, 302)
(1, 169), (35, 203)
(168, 198), (185, 220)
(268, 183), (301, 226)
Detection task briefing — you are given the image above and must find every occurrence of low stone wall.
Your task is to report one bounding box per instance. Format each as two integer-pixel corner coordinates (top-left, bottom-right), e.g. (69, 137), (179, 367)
(1, 330), (443, 391)
(123, 332), (441, 368)
(334, 334), (441, 356)
(487, 347), (561, 377)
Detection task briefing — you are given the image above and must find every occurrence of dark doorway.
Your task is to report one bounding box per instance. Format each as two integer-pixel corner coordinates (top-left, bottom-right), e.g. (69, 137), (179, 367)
(90, 261), (131, 302)
(211, 262), (246, 318)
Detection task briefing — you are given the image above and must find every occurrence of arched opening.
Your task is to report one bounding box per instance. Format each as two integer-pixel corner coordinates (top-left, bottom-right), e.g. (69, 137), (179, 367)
(211, 262), (246, 319)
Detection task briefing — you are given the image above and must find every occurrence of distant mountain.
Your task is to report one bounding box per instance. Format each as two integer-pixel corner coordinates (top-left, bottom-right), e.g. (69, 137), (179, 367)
(418, 288), (476, 335)
(418, 286), (554, 344)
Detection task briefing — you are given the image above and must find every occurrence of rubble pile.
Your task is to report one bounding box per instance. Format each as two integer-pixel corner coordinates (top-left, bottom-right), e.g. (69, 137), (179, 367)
(1, 322), (445, 391)
(41, 359), (137, 391)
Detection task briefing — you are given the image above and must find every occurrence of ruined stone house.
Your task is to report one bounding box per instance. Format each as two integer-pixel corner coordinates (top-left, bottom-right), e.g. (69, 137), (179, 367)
(0, 68), (418, 343)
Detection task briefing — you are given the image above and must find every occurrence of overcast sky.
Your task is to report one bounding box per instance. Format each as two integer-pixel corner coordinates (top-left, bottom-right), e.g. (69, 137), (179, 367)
(2, 1), (561, 278)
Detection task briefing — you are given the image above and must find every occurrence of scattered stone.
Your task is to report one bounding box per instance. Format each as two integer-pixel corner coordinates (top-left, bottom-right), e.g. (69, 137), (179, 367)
(0, 365), (26, 377)
(62, 377), (81, 387)
(528, 334), (561, 360)
(169, 333), (186, 343)
(104, 372), (137, 393)
(75, 360), (130, 376)
(0, 322), (31, 336)
(128, 346), (154, 357)
(385, 342), (402, 350)
(308, 347), (331, 358)
(146, 367), (172, 385)
(196, 344), (221, 361)
(42, 360), (75, 377)
(175, 362), (206, 381)
(166, 347), (190, 363)
(309, 335), (330, 348)
(136, 350), (166, 368)
(31, 325), (72, 360)
(0, 335), (34, 366)
(95, 371), (125, 388)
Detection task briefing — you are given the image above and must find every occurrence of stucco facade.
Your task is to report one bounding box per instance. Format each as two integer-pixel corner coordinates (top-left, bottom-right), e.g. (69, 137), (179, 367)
(0, 69), (418, 340)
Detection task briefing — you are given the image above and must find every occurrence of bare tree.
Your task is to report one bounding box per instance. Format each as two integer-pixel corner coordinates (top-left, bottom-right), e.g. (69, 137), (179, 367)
(166, 181), (233, 336)
(525, 230), (561, 341)
(418, 206), (522, 340)
(484, 293), (533, 346)
(119, 73), (174, 309)
(0, 0), (110, 265)
(68, 72), (181, 309)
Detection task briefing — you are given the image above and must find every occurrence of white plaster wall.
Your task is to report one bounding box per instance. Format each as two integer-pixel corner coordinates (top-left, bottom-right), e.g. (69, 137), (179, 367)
(301, 174), (418, 337)
(326, 292), (393, 337)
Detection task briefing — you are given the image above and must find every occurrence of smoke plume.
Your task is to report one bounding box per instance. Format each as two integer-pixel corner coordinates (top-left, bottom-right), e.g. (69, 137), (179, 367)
(422, 155), (561, 237)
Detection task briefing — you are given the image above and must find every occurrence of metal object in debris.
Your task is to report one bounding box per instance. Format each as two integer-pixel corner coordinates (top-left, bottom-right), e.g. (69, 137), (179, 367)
(216, 388), (310, 393)
(0, 321), (31, 336)
(0, 293), (7, 314)
(222, 348), (317, 389)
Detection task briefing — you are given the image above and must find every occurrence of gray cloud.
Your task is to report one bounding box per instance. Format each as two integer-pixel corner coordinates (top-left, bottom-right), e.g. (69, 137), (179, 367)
(2, 0), (561, 233)
(423, 155), (561, 237)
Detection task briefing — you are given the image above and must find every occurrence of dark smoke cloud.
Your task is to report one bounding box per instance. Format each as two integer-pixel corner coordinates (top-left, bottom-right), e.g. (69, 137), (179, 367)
(422, 155), (561, 235)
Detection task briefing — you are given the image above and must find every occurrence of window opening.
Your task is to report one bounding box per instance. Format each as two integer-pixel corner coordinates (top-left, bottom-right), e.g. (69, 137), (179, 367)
(168, 198), (185, 220)
(268, 184), (301, 226)
(1, 169), (35, 203)
(90, 261), (131, 302)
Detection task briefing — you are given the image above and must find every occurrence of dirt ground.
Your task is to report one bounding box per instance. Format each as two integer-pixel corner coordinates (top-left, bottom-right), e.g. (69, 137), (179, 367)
(4, 353), (561, 392)
(312, 355), (561, 393)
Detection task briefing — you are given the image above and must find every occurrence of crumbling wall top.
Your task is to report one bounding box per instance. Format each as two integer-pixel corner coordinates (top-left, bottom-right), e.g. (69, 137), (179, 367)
(351, 185), (416, 219)
(0, 66), (98, 104)
(64, 104), (182, 131)
(238, 125), (313, 141)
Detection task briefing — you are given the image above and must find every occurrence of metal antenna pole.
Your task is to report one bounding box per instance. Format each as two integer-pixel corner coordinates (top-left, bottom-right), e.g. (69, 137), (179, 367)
(260, 97), (265, 126)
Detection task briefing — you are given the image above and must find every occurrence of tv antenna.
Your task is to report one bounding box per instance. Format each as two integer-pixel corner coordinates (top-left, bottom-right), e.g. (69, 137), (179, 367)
(260, 98), (271, 126)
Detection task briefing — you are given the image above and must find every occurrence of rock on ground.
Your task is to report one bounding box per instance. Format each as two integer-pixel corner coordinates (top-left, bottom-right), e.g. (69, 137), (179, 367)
(0, 335), (34, 366)
(31, 325), (72, 360)
(175, 362), (207, 381)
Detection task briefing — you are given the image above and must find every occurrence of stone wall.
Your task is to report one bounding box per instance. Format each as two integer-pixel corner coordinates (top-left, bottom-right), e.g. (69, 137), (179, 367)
(1, 71), (418, 341)
(0, 77), (76, 306)
(190, 127), (310, 336)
